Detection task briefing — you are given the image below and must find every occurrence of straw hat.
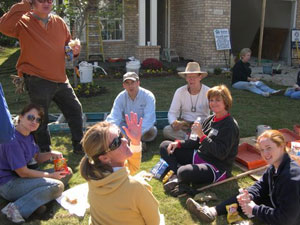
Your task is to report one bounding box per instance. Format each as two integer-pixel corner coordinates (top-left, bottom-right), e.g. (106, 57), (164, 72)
(178, 62), (208, 79)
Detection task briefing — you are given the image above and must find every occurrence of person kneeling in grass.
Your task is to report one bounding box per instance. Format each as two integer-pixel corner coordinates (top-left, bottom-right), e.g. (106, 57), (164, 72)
(186, 130), (300, 225)
(80, 112), (160, 225)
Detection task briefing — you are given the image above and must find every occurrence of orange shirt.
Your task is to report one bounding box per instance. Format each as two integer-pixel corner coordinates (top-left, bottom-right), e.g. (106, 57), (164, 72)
(0, 1), (71, 83)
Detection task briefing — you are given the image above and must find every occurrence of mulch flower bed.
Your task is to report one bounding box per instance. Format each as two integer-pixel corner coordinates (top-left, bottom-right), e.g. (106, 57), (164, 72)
(73, 83), (107, 98)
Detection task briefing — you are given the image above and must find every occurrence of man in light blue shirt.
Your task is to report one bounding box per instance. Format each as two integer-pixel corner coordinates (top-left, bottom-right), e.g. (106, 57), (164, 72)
(106, 72), (157, 142)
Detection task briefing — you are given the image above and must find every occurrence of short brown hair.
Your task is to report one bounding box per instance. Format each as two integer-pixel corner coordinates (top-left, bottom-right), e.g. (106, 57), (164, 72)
(207, 85), (232, 111)
(256, 129), (287, 152)
(80, 122), (113, 181)
(19, 103), (44, 124)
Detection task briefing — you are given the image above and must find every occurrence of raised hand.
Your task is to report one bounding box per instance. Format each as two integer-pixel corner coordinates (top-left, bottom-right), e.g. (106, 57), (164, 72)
(123, 112), (142, 146)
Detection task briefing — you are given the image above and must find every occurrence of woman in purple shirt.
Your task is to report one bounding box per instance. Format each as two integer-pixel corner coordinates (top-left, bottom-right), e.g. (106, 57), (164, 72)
(0, 103), (71, 223)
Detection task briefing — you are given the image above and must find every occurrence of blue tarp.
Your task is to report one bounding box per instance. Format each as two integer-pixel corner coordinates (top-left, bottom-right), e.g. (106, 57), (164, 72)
(0, 83), (15, 143)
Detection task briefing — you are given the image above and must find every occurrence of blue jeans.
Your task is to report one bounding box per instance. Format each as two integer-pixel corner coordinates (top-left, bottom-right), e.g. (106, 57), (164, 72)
(285, 89), (300, 99)
(232, 81), (277, 96)
(0, 177), (63, 218)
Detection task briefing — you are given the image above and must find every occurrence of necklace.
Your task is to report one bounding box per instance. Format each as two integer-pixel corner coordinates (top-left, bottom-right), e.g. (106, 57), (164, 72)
(190, 92), (200, 112)
(189, 85), (202, 112)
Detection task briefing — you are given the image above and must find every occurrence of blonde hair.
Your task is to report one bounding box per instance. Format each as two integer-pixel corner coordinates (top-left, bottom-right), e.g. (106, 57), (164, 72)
(80, 122), (113, 181)
(240, 48), (252, 58)
(207, 85), (232, 111)
(256, 130), (288, 153)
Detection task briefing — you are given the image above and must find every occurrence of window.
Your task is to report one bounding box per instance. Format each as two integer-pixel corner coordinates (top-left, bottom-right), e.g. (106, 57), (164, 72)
(99, 0), (124, 41)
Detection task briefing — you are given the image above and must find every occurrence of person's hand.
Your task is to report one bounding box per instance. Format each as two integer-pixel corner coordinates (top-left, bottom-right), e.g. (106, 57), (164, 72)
(167, 142), (178, 155)
(50, 150), (63, 160)
(50, 170), (67, 180)
(172, 120), (183, 131)
(123, 112), (142, 146)
(237, 189), (251, 205)
(239, 200), (256, 218)
(191, 120), (204, 138)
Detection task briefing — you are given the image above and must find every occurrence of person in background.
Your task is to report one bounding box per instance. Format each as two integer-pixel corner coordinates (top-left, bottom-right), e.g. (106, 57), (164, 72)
(0, 103), (72, 223)
(80, 112), (160, 225)
(0, 0), (83, 154)
(232, 48), (284, 97)
(163, 62), (210, 141)
(160, 85), (239, 197)
(186, 130), (300, 225)
(106, 72), (157, 146)
(284, 70), (300, 99)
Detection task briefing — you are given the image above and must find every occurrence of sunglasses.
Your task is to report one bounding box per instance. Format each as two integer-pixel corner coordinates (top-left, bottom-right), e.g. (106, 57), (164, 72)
(36, 0), (53, 3)
(27, 114), (42, 124)
(108, 132), (124, 151)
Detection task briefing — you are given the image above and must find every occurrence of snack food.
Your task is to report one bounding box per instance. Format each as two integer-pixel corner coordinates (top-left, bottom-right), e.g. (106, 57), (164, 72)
(66, 196), (77, 204)
(53, 158), (69, 173)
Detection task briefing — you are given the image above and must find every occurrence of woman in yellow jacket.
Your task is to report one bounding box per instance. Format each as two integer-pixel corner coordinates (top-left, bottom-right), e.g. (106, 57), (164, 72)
(80, 112), (160, 225)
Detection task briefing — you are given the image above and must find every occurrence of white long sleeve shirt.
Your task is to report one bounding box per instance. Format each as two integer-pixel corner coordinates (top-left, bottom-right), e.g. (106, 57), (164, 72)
(168, 84), (210, 124)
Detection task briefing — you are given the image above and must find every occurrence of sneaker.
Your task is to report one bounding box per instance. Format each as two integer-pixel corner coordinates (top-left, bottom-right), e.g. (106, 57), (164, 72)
(262, 92), (270, 97)
(1, 202), (25, 223)
(186, 198), (216, 223)
(163, 178), (178, 193)
(271, 89), (285, 96)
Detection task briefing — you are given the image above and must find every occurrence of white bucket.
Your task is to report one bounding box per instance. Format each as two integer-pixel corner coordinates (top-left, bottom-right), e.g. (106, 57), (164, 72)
(256, 125), (272, 138)
(79, 64), (93, 83)
(126, 60), (140, 75)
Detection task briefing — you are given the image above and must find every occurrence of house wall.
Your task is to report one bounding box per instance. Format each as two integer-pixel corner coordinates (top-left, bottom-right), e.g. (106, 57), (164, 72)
(80, 0), (138, 61)
(170, 0), (231, 67)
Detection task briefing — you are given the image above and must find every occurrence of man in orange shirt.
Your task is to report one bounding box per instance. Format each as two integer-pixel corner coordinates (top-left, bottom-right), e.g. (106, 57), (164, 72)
(0, 0), (84, 154)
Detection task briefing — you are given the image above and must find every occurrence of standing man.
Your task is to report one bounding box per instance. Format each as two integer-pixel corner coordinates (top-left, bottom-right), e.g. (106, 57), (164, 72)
(0, 0), (84, 154)
(106, 72), (157, 144)
(163, 62), (210, 140)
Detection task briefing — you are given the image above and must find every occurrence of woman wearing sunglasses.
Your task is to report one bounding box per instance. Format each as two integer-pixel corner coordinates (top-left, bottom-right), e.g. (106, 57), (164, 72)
(80, 112), (161, 225)
(0, 103), (71, 223)
(186, 130), (300, 225)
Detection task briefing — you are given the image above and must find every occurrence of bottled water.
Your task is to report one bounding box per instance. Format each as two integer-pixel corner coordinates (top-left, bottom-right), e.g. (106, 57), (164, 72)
(189, 117), (202, 141)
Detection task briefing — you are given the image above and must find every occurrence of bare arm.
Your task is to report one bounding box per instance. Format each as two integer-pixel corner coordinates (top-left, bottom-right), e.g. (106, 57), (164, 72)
(15, 166), (67, 180)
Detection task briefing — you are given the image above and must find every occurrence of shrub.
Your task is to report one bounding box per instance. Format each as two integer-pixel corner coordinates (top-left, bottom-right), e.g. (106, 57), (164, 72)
(214, 67), (222, 75)
(142, 58), (163, 70)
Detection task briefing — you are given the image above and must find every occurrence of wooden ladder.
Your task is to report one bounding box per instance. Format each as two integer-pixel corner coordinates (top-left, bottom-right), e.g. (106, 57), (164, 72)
(85, 9), (105, 62)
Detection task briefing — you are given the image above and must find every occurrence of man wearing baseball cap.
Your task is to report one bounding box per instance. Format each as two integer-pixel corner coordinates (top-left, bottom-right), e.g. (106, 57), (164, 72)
(106, 72), (157, 144)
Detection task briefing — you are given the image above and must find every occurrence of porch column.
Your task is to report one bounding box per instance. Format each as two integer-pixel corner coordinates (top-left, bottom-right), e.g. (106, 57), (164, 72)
(150, 0), (157, 46)
(138, 0), (146, 46)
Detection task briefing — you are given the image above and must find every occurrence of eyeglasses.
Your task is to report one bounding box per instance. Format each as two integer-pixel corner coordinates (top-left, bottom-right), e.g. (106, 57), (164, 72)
(108, 132), (123, 151)
(27, 114), (42, 124)
(36, 0), (53, 3)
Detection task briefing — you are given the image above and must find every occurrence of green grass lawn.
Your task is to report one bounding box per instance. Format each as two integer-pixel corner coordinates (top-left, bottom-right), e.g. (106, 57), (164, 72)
(1, 47), (300, 225)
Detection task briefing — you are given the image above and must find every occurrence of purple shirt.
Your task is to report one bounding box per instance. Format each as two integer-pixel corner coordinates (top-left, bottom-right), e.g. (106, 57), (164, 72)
(0, 130), (39, 185)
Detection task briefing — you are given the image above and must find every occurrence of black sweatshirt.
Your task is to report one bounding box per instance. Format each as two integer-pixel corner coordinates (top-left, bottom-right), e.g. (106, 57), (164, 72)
(249, 154), (300, 225)
(232, 60), (252, 85)
(178, 114), (240, 176)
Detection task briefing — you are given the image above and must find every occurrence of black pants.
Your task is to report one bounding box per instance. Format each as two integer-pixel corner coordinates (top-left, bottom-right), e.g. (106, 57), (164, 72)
(160, 140), (215, 185)
(24, 75), (83, 151)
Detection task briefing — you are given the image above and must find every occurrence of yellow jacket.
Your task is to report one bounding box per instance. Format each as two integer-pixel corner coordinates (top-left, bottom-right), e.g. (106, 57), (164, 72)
(88, 144), (160, 225)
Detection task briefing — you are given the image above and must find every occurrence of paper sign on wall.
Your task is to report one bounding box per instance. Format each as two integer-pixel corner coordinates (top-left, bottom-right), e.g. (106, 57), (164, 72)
(214, 29), (231, 51)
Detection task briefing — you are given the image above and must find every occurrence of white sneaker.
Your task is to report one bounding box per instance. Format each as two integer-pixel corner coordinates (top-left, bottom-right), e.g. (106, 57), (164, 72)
(1, 202), (25, 223)
(262, 92), (270, 97)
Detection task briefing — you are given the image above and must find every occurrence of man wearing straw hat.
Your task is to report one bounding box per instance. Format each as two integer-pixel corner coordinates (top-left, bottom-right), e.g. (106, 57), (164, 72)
(163, 62), (210, 140)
